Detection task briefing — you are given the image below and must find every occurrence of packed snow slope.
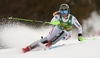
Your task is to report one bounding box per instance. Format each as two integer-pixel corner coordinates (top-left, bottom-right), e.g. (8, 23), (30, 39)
(0, 37), (100, 58)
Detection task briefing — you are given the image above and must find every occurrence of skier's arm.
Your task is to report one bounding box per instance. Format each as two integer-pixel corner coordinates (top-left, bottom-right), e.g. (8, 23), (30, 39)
(50, 15), (60, 23)
(72, 16), (82, 34)
(72, 16), (84, 42)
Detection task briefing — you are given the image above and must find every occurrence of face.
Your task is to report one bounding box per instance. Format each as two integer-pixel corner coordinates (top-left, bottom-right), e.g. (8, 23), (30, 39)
(60, 10), (68, 18)
(61, 14), (68, 18)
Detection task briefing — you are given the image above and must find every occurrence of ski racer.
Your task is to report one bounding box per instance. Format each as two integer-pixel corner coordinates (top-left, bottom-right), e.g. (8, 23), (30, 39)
(22, 4), (84, 53)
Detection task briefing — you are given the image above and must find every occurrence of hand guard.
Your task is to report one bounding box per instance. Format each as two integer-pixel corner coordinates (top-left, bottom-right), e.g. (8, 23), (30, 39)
(78, 33), (84, 42)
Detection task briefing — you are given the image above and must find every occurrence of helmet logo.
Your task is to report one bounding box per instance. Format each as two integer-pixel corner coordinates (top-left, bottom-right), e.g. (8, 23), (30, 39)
(62, 6), (66, 10)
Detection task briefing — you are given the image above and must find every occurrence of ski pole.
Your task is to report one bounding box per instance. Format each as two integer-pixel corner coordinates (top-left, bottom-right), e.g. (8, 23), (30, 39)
(84, 38), (95, 40)
(8, 17), (60, 25)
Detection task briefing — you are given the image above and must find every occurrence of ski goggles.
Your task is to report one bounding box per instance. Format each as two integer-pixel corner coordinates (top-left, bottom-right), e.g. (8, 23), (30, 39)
(60, 10), (68, 14)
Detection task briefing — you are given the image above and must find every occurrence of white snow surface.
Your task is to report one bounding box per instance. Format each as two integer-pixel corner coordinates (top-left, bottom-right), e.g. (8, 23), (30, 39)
(0, 37), (100, 58)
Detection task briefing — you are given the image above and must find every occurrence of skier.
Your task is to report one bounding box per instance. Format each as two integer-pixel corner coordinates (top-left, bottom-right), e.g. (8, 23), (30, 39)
(22, 4), (84, 53)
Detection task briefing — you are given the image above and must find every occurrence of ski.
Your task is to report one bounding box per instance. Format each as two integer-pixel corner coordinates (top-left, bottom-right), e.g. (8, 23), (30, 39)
(45, 44), (65, 50)
(45, 37), (96, 50)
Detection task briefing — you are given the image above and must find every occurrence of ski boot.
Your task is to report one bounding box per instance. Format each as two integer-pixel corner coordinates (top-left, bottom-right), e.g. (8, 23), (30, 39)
(22, 46), (32, 53)
(45, 41), (52, 48)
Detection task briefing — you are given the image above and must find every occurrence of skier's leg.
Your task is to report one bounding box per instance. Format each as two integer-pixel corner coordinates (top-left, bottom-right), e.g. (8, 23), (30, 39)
(30, 37), (48, 49)
(22, 37), (48, 53)
(62, 30), (72, 40)
(45, 26), (73, 47)
(50, 30), (66, 45)
(27, 26), (61, 50)
(22, 26), (62, 53)
(46, 30), (72, 46)
(46, 26), (62, 41)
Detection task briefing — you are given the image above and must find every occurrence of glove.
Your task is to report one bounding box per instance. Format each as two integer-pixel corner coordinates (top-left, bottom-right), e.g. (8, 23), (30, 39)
(78, 33), (84, 42)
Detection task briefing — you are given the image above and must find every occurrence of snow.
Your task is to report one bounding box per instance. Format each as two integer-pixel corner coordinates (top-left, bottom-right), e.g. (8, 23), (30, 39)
(83, 11), (100, 37)
(0, 11), (100, 58)
(0, 37), (100, 58)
